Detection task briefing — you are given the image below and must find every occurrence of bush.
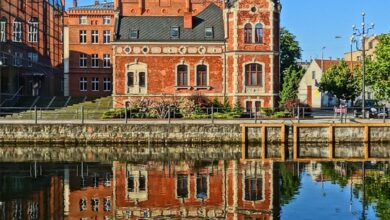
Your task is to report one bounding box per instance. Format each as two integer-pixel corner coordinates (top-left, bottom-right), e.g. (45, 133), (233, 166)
(261, 108), (274, 117)
(102, 108), (126, 119)
(178, 98), (196, 118)
(272, 111), (291, 118)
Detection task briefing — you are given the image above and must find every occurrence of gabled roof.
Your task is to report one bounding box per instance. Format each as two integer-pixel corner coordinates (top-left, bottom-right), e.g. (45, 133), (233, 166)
(68, 2), (114, 10)
(314, 59), (360, 72)
(115, 3), (224, 42)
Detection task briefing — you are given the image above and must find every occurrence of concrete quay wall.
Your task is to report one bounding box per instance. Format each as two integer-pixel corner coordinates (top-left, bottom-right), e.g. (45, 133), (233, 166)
(0, 123), (390, 144)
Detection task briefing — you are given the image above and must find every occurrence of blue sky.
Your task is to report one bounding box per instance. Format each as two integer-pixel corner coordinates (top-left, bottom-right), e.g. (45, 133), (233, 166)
(67, 0), (390, 61)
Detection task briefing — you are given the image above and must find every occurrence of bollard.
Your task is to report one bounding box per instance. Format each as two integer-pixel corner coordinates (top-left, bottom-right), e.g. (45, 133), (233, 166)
(211, 106), (214, 124)
(125, 104), (128, 124)
(81, 105), (84, 124)
(34, 106), (37, 124)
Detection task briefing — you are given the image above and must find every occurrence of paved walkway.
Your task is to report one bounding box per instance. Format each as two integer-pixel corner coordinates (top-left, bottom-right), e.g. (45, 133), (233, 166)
(0, 117), (388, 125)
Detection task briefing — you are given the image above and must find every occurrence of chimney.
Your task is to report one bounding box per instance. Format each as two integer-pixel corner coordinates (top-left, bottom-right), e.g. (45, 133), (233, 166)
(184, 12), (192, 29)
(95, 0), (99, 5)
(73, 0), (77, 8)
(185, 0), (191, 12)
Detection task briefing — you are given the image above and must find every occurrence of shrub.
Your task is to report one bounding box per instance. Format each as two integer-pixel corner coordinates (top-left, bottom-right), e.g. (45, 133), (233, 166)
(261, 108), (274, 117)
(178, 98), (196, 118)
(272, 111), (291, 118)
(102, 108), (126, 119)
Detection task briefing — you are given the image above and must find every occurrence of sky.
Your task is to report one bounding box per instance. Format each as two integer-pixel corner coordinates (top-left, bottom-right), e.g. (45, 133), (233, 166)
(66, 0), (390, 61)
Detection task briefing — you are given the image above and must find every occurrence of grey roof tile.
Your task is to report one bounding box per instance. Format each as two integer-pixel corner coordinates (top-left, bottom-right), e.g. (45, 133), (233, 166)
(116, 3), (224, 42)
(68, 2), (114, 10)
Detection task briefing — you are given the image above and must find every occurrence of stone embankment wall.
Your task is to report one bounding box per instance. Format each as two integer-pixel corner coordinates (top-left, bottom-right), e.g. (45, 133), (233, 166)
(0, 124), (390, 144)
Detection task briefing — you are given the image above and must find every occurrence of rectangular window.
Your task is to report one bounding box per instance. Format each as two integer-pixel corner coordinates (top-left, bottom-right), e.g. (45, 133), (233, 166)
(80, 16), (87, 25)
(14, 52), (23, 66)
(176, 174), (188, 198)
(205, 27), (213, 38)
(92, 77), (99, 91)
(139, 72), (145, 87)
(103, 30), (110, 43)
(255, 101), (261, 112)
(0, 52), (8, 66)
(103, 16), (111, 25)
(79, 53), (87, 67)
(80, 77), (87, 91)
(91, 54), (99, 67)
(196, 175), (208, 199)
(244, 176), (263, 201)
(13, 21), (23, 42)
(130, 29), (138, 39)
(0, 21), (6, 42)
(312, 71), (316, 80)
(127, 176), (134, 192)
(79, 30), (87, 44)
(246, 101), (252, 112)
(27, 52), (38, 67)
(177, 65), (188, 86)
(170, 27), (179, 39)
(91, 30), (98, 44)
(103, 54), (111, 67)
(196, 65), (207, 87)
(127, 72), (134, 87)
(28, 21), (38, 42)
(139, 175), (146, 191)
(103, 77), (111, 91)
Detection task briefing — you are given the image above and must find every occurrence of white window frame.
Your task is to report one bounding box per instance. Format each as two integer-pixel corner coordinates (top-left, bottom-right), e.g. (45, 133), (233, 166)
(92, 77), (99, 91)
(91, 54), (99, 68)
(80, 77), (87, 91)
(91, 30), (98, 44)
(13, 20), (22, 42)
(28, 19), (38, 42)
(103, 16), (111, 25)
(103, 30), (110, 44)
(14, 52), (23, 66)
(27, 52), (38, 67)
(79, 53), (87, 68)
(0, 20), (6, 42)
(103, 77), (111, 91)
(0, 52), (8, 66)
(80, 16), (87, 25)
(103, 54), (110, 68)
(80, 30), (87, 44)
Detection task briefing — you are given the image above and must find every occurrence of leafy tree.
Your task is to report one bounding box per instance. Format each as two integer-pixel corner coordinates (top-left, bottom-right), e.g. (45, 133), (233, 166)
(319, 60), (361, 103)
(279, 65), (305, 107)
(366, 33), (390, 102)
(280, 28), (302, 74)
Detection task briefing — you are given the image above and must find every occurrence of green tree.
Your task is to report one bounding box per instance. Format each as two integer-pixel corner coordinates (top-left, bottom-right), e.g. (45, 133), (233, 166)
(280, 28), (302, 74)
(319, 60), (361, 103)
(366, 33), (390, 102)
(279, 65), (305, 106)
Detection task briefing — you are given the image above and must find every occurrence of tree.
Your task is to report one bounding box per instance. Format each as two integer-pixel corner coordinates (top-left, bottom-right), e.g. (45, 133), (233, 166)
(318, 60), (361, 103)
(279, 65), (305, 106)
(280, 28), (302, 74)
(366, 33), (390, 102)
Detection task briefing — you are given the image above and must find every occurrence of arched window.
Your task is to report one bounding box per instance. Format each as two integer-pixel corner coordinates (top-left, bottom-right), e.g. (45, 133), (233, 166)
(13, 19), (23, 42)
(177, 64), (188, 86)
(245, 63), (262, 86)
(255, 23), (263, 44)
(0, 17), (7, 42)
(28, 17), (38, 42)
(196, 65), (207, 87)
(244, 23), (252, 43)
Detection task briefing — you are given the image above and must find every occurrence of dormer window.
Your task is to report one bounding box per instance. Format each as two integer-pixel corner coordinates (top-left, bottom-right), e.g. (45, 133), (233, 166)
(205, 27), (213, 39)
(80, 16), (87, 25)
(130, 29), (138, 39)
(170, 27), (179, 39)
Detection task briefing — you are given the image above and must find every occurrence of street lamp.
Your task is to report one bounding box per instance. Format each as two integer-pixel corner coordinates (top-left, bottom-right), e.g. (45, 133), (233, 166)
(351, 12), (374, 119)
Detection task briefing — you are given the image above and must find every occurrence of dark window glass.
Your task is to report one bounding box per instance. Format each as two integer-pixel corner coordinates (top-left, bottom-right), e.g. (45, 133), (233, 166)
(177, 65), (188, 86)
(255, 101), (261, 112)
(139, 72), (145, 87)
(205, 27), (213, 38)
(245, 63), (262, 86)
(127, 72), (134, 86)
(171, 27), (179, 39)
(139, 175), (146, 191)
(244, 23), (252, 43)
(244, 176), (262, 201)
(196, 65), (207, 86)
(255, 23), (263, 43)
(130, 29), (138, 39)
(177, 174), (188, 198)
(127, 176), (134, 192)
(246, 101), (252, 112)
(196, 175), (208, 199)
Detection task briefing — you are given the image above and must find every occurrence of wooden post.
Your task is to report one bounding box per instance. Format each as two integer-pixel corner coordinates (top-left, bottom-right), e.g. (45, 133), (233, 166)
(364, 125), (369, 159)
(280, 124), (286, 161)
(241, 125), (247, 160)
(293, 126), (298, 160)
(328, 125), (334, 159)
(261, 126), (266, 160)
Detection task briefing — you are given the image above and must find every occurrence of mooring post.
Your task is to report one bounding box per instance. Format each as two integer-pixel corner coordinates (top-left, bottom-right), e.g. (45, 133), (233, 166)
(211, 106), (214, 124)
(280, 124), (286, 161)
(81, 105), (84, 124)
(384, 106), (386, 123)
(255, 110), (257, 124)
(328, 125), (334, 159)
(34, 106), (37, 124)
(364, 125), (370, 159)
(261, 126), (266, 160)
(124, 103), (128, 124)
(297, 106), (300, 123)
(168, 106), (171, 124)
(293, 125), (298, 160)
(241, 125), (247, 160)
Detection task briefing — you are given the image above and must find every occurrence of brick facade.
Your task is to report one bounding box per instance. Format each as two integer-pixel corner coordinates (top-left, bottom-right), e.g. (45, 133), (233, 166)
(64, 1), (114, 96)
(112, 0), (281, 109)
(0, 0), (64, 96)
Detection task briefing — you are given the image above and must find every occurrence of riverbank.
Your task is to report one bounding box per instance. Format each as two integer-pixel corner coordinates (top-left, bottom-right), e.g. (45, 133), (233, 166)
(0, 120), (389, 144)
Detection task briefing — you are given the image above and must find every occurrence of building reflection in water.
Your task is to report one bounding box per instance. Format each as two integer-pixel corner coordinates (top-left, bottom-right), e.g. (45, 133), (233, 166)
(0, 159), (389, 219)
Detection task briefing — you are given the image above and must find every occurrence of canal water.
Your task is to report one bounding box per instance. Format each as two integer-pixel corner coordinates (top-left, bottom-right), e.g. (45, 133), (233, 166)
(0, 143), (389, 219)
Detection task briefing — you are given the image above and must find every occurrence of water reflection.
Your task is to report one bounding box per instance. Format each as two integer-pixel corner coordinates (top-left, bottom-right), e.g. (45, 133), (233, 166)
(0, 144), (389, 219)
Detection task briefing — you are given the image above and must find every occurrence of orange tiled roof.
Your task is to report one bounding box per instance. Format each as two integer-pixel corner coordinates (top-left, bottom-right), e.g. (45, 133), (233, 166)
(314, 59), (360, 72)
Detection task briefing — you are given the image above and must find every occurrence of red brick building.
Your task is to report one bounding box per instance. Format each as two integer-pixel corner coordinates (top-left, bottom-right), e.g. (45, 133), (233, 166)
(0, 0), (64, 97)
(112, 0), (281, 110)
(64, 1), (114, 96)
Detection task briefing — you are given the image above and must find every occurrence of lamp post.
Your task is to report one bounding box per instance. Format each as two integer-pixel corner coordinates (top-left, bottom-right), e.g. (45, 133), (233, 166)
(321, 46), (326, 71)
(351, 12), (374, 119)
(0, 60), (2, 113)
